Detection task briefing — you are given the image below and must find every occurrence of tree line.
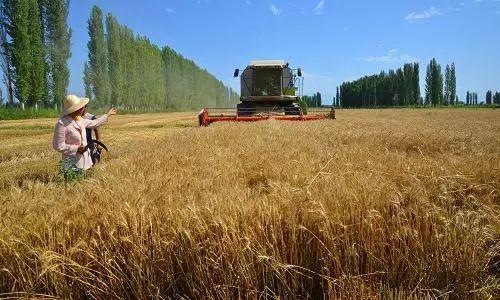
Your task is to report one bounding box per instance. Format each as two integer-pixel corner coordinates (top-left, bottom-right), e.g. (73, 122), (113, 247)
(485, 90), (500, 105)
(0, 2), (238, 111)
(466, 92), (478, 105)
(85, 6), (238, 111)
(335, 59), (463, 108)
(425, 59), (457, 105)
(301, 92), (322, 107)
(336, 63), (421, 108)
(0, 0), (71, 110)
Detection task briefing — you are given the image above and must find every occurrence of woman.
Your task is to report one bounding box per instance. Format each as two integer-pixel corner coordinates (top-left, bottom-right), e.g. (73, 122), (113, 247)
(53, 95), (117, 171)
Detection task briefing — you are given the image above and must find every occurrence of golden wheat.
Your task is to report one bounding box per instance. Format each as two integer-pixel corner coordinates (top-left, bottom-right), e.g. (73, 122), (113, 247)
(0, 109), (499, 299)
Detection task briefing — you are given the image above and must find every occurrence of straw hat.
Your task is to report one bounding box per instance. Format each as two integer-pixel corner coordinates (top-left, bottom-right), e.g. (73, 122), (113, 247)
(62, 95), (89, 116)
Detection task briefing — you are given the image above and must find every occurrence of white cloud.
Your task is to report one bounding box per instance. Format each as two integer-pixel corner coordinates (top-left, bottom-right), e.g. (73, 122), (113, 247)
(361, 49), (418, 64)
(314, 0), (325, 15)
(166, 8), (175, 13)
(270, 5), (282, 16)
(289, 2), (305, 14)
(405, 6), (442, 21)
(472, 0), (500, 3)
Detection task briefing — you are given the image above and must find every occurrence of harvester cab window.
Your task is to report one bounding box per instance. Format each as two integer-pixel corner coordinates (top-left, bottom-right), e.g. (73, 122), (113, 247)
(253, 68), (281, 96)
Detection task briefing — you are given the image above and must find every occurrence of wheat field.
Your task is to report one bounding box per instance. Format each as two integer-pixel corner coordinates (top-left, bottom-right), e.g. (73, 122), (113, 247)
(0, 109), (499, 299)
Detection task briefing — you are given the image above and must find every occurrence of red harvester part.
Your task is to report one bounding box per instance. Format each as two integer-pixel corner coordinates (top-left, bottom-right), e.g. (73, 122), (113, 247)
(198, 107), (336, 127)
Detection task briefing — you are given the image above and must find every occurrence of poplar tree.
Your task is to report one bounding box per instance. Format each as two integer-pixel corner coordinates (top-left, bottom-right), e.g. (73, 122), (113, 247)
(106, 13), (122, 105)
(87, 6), (110, 104)
(0, 4), (14, 106)
(403, 63), (413, 105)
(493, 92), (500, 105)
(486, 90), (492, 105)
(45, 0), (71, 108)
(435, 62), (443, 105)
(338, 63), (422, 108)
(82, 8), (238, 111)
(449, 63), (456, 105)
(444, 64), (450, 105)
(4, 0), (30, 109)
(425, 58), (443, 105)
(413, 63), (420, 105)
(336, 87), (339, 107)
(425, 62), (432, 105)
(83, 61), (92, 99)
(27, 0), (46, 110)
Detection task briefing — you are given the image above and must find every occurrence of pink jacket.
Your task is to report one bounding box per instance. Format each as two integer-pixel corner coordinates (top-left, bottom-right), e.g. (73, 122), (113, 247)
(53, 114), (109, 170)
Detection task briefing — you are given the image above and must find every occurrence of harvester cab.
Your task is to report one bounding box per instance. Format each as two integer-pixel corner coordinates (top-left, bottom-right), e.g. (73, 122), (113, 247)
(234, 60), (303, 116)
(198, 60), (335, 126)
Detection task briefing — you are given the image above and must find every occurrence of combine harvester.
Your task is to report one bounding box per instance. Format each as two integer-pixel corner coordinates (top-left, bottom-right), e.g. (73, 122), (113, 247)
(198, 60), (336, 126)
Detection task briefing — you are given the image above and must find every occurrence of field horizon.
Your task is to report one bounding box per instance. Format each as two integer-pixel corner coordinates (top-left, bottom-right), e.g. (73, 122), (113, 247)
(0, 109), (499, 299)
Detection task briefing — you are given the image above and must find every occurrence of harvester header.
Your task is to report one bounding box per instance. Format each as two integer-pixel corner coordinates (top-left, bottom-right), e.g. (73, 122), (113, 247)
(198, 60), (336, 126)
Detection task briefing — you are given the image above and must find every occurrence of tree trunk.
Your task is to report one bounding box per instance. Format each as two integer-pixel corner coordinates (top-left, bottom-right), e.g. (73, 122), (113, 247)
(20, 102), (25, 111)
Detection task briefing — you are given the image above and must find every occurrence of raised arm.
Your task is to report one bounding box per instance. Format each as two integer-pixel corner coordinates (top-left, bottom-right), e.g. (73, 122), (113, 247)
(85, 108), (117, 129)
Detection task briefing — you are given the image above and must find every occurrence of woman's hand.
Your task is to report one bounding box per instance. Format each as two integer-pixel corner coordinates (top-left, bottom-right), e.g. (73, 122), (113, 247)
(77, 145), (87, 154)
(107, 108), (118, 116)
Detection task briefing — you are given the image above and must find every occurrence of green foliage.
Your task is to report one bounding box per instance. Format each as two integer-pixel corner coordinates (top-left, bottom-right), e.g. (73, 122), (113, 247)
(466, 91), (478, 105)
(87, 6), (110, 105)
(493, 91), (500, 105)
(0, 2), (15, 106)
(2, 0), (47, 108)
(1, 0), (71, 110)
(413, 63), (420, 105)
(8, 0), (31, 106)
(27, 0), (46, 108)
(425, 58), (444, 105)
(59, 158), (85, 183)
(282, 87), (295, 96)
(297, 98), (307, 114)
(83, 61), (92, 99)
(45, 0), (72, 107)
(84, 8), (238, 111)
(339, 63), (421, 108)
(335, 87), (340, 107)
(485, 90), (492, 105)
(484, 90), (500, 105)
(0, 106), (59, 120)
(450, 63), (456, 105)
(162, 45), (238, 110)
(105, 13), (122, 105)
(444, 63), (457, 105)
(302, 92), (322, 107)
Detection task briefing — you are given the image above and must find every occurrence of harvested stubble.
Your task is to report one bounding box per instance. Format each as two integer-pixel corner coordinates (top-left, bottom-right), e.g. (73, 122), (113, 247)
(0, 109), (499, 299)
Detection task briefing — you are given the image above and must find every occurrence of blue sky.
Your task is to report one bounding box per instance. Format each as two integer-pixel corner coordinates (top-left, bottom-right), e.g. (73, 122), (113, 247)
(65, 0), (499, 103)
